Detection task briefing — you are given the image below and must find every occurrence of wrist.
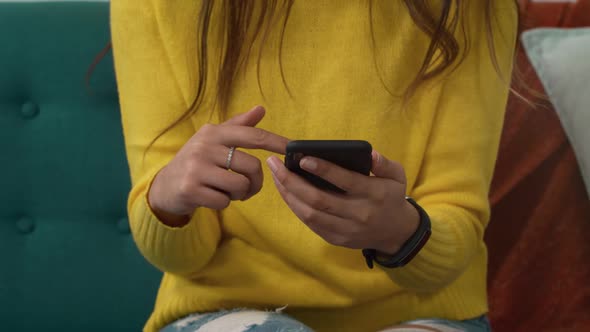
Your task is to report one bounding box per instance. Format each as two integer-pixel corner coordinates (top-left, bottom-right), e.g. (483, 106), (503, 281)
(375, 198), (420, 255)
(363, 197), (431, 269)
(147, 195), (190, 228)
(148, 171), (191, 228)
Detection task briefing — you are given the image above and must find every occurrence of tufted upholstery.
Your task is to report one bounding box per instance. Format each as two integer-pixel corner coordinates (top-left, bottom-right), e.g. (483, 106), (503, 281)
(0, 2), (161, 331)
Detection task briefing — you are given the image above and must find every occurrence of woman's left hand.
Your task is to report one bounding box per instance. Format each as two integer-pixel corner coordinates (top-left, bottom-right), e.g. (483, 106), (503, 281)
(266, 151), (419, 255)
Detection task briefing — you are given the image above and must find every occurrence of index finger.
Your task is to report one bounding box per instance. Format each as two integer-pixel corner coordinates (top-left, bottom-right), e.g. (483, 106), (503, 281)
(217, 125), (290, 155)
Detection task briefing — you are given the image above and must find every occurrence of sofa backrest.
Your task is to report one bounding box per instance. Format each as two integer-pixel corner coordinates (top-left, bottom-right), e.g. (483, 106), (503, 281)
(0, 2), (161, 331)
(486, 1), (590, 331)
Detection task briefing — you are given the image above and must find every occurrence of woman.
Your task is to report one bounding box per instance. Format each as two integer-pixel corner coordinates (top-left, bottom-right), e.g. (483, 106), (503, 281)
(111, 1), (518, 331)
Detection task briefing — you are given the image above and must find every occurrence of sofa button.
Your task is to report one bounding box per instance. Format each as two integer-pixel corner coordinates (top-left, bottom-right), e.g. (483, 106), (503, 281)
(21, 102), (39, 119)
(16, 217), (35, 234)
(117, 218), (130, 234)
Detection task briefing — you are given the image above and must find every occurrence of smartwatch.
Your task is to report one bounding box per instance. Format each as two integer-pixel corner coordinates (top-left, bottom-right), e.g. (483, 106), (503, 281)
(362, 197), (431, 269)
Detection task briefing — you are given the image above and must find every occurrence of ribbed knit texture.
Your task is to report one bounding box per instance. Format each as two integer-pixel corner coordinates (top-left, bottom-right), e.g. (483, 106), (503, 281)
(111, 1), (517, 331)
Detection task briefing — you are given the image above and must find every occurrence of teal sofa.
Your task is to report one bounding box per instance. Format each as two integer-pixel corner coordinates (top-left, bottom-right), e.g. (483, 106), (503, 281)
(0, 2), (161, 331)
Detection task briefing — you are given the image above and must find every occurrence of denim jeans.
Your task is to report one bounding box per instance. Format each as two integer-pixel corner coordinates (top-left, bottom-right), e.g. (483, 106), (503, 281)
(160, 309), (491, 332)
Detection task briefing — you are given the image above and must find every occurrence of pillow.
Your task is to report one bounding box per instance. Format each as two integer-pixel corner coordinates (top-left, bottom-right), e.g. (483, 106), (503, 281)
(522, 28), (590, 196)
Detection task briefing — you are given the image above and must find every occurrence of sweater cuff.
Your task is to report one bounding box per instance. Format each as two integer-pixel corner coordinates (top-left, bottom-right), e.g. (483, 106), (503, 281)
(385, 206), (479, 292)
(128, 169), (220, 276)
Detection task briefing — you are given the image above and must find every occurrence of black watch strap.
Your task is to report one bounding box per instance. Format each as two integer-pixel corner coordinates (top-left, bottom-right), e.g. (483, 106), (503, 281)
(362, 197), (431, 269)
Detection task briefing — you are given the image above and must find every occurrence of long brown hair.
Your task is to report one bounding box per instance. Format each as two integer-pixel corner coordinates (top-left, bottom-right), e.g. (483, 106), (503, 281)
(91, 1), (519, 149)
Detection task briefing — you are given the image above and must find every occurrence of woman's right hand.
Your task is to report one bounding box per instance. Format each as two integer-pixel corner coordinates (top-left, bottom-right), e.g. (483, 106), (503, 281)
(148, 106), (289, 227)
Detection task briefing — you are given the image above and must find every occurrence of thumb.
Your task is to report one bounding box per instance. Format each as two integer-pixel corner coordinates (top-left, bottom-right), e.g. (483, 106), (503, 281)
(222, 105), (266, 127)
(371, 150), (406, 184)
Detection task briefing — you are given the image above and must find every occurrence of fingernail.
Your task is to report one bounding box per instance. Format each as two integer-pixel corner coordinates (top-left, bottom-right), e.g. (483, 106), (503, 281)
(266, 157), (279, 173)
(270, 172), (279, 184)
(300, 158), (317, 171)
(372, 150), (381, 166)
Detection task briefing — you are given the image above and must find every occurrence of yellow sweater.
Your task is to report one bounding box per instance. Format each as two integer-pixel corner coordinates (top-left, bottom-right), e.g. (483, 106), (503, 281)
(111, 1), (516, 331)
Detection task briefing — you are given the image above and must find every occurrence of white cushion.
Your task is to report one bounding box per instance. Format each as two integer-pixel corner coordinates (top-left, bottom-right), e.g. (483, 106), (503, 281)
(522, 28), (590, 196)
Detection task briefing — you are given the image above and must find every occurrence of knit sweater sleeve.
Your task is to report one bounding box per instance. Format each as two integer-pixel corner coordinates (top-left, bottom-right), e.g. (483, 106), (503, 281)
(386, 2), (518, 291)
(111, 0), (220, 277)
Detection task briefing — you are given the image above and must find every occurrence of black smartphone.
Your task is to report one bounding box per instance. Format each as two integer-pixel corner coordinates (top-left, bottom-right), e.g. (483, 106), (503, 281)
(284, 140), (372, 193)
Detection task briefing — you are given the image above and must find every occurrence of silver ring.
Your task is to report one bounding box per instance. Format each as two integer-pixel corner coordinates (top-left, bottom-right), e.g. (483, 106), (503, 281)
(225, 146), (236, 170)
